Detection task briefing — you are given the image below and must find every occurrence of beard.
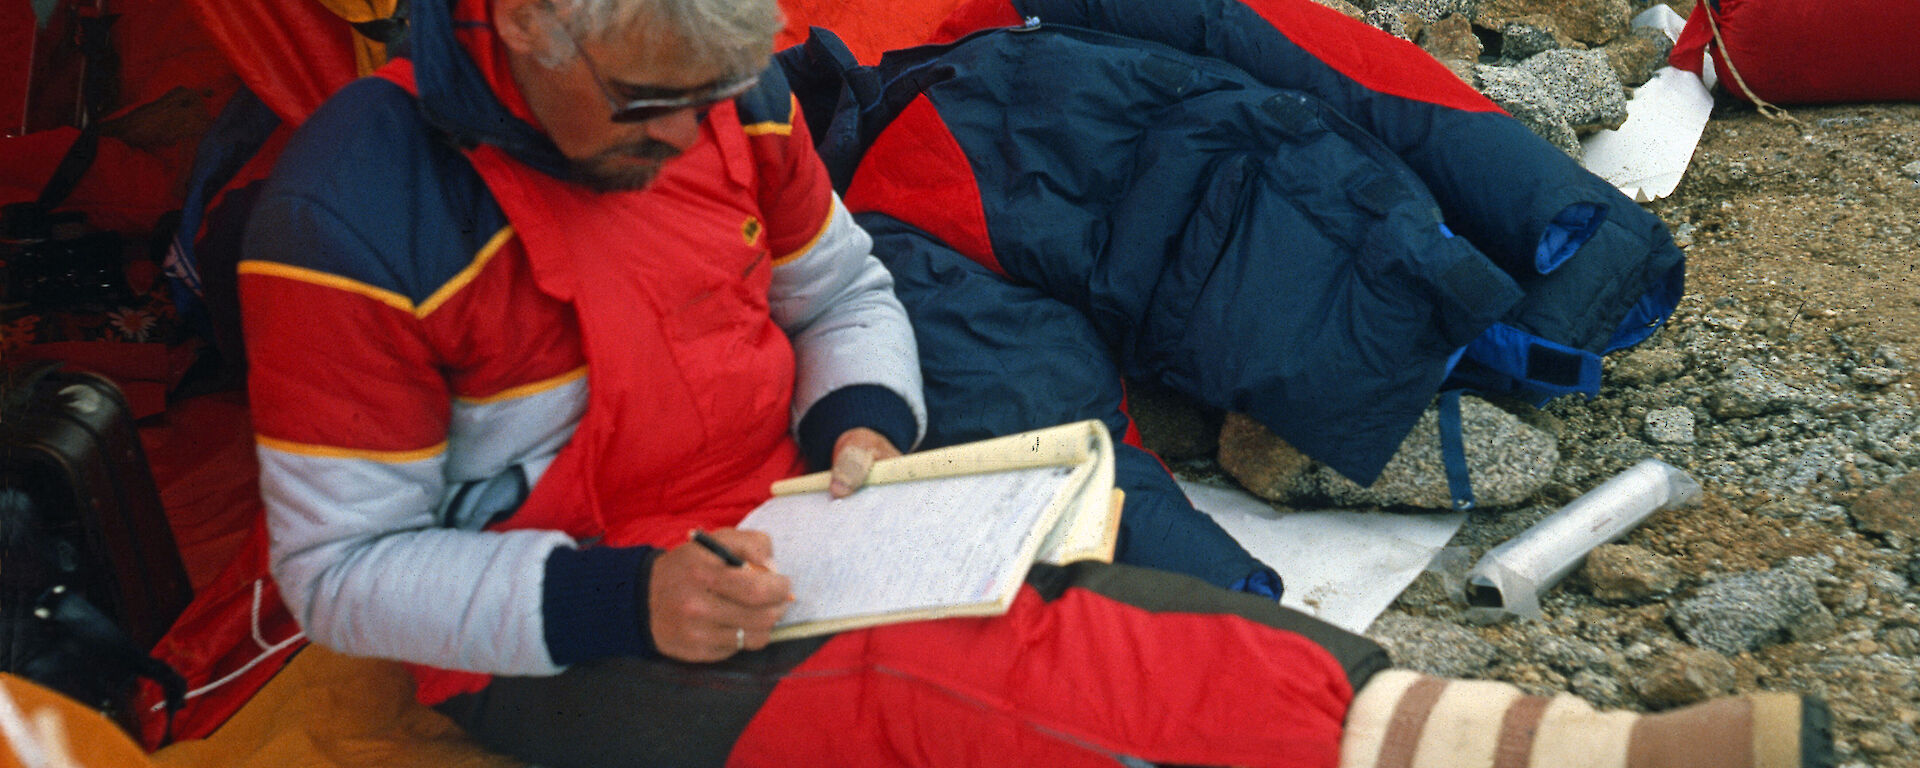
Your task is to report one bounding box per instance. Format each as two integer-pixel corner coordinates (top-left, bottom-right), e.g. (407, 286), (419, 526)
(567, 139), (683, 192)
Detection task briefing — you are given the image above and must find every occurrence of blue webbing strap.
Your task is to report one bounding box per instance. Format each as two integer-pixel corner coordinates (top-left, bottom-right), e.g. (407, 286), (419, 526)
(1438, 390), (1475, 510)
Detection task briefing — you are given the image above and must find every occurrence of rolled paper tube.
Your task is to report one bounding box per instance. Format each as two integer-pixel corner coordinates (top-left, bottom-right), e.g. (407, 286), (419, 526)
(1464, 458), (1701, 619)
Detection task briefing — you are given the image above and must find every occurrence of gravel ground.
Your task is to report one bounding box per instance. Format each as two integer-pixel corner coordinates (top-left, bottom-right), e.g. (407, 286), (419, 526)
(1159, 100), (1920, 764)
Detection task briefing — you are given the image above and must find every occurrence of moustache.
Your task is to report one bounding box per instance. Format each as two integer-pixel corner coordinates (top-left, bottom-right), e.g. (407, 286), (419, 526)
(615, 141), (681, 162)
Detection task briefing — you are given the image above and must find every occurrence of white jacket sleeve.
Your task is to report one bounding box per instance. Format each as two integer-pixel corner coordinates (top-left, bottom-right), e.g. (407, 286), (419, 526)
(769, 193), (927, 448)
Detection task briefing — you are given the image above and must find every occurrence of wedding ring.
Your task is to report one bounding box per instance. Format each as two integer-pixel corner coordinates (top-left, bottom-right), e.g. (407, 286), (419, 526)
(735, 627), (746, 652)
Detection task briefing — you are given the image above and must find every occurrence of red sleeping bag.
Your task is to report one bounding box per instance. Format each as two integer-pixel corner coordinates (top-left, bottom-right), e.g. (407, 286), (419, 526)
(1670, 0), (1920, 105)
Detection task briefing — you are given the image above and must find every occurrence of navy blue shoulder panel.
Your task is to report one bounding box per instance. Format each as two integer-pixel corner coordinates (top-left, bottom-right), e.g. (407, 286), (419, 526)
(244, 77), (508, 305)
(733, 60), (795, 128)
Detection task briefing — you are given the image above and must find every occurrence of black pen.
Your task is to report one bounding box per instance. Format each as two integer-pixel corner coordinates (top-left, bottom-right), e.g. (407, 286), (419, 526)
(690, 529), (749, 568)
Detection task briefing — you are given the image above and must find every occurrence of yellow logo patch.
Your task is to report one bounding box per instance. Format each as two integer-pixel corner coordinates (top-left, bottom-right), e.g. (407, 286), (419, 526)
(741, 217), (763, 246)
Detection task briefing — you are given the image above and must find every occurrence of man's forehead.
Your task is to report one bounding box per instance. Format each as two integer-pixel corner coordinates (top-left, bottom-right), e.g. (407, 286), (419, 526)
(590, 24), (737, 91)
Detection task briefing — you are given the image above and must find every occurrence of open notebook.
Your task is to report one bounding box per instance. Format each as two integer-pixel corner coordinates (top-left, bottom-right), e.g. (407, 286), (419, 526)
(743, 420), (1121, 640)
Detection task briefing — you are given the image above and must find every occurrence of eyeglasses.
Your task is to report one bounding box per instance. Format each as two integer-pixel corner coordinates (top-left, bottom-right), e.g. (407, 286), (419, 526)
(544, 5), (760, 123)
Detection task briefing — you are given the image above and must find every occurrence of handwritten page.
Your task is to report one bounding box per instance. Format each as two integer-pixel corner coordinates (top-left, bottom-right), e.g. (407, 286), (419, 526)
(741, 464), (1075, 638)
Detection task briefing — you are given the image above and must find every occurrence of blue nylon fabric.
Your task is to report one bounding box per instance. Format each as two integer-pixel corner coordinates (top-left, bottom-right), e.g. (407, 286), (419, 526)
(865, 213), (1278, 592)
(777, 9), (1685, 483)
(1437, 390), (1475, 510)
(1535, 203), (1605, 274)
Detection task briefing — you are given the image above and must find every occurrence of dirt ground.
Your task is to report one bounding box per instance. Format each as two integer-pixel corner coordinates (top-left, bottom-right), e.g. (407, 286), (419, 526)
(1665, 101), (1920, 369)
(1475, 98), (1920, 764)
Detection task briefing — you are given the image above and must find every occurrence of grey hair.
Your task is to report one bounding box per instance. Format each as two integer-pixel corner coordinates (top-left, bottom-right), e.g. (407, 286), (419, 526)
(554, 0), (783, 77)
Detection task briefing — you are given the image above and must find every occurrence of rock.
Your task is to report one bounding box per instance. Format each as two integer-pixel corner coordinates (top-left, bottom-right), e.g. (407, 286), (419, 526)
(1497, 15), (1566, 60)
(1364, 6), (1416, 39)
(1856, 730), (1900, 756)
(1515, 49), (1629, 133)
(1417, 13), (1483, 64)
(1125, 384), (1218, 462)
(1609, 347), (1686, 386)
(1643, 406), (1696, 444)
(1367, 612), (1498, 676)
(1602, 26), (1672, 88)
(1377, 0), (1477, 23)
(1582, 543), (1679, 602)
(1474, 64), (1581, 154)
(1709, 360), (1799, 418)
(1670, 569), (1829, 654)
(1307, 0), (1368, 21)
(1850, 473), (1920, 538)
(1302, 395), (1560, 509)
(1883, 627), (1920, 656)
(1215, 412), (1316, 501)
(1532, 634), (1609, 672)
(1632, 646), (1736, 707)
(1849, 365), (1907, 387)
(1569, 669), (1626, 707)
(1902, 159), (1920, 183)
(1474, 0), (1629, 46)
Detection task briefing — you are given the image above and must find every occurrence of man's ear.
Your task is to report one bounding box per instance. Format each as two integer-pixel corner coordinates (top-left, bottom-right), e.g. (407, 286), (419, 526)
(493, 0), (551, 56)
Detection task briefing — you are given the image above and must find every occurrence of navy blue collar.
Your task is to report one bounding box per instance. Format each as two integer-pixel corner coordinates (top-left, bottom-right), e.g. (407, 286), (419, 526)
(401, 0), (572, 178)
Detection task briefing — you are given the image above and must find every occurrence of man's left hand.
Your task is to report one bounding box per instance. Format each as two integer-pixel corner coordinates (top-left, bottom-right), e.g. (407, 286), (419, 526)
(827, 427), (901, 498)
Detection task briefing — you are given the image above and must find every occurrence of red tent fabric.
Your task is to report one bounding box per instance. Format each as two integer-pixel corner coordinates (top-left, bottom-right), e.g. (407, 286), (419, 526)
(1670, 0), (1920, 105)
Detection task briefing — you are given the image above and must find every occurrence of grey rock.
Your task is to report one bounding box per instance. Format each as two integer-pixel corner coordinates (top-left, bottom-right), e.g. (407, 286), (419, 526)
(1632, 646), (1736, 707)
(1710, 360), (1800, 418)
(1474, 64), (1582, 155)
(1304, 395), (1560, 509)
(1644, 406), (1696, 444)
(1610, 347), (1687, 386)
(1903, 159), (1920, 183)
(1870, 344), (1909, 370)
(1849, 366), (1907, 387)
(1367, 612), (1498, 676)
(1364, 6), (1414, 38)
(1381, 0), (1476, 23)
(1671, 569), (1828, 654)
(1582, 543), (1679, 602)
(1516, 49), (1629, 133)
(1498, 16), (1565, 60)
(1850, 473), (1920, 538)
(1532, 634), (1610, 672)
(1568, 669), (1626, 707)
(1784, 603), (1838, 643)
(1474, 0), (1629, 45)
(1221, 395), (1558, 509)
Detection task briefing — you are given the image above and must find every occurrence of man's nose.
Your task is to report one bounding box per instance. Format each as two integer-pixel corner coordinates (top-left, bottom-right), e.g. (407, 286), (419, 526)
(643, 108), (703, 151)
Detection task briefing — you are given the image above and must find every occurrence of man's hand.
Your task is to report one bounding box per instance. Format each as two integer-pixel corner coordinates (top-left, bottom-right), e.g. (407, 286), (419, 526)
(648, 528), (791, 662)
(827, 427), (902, 498)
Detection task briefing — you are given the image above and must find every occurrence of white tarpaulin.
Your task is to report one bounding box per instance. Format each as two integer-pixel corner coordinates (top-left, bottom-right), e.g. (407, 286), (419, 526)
(1179, 480), (1466, 635)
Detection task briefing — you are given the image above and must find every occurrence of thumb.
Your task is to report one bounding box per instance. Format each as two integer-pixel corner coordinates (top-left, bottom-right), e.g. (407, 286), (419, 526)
(827, 445), (876, 498)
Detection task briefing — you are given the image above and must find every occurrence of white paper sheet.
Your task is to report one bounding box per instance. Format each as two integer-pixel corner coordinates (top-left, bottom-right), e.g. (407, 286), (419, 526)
(1179, 480), (1466, 635)
(745, 465), (1072, 628)
(1578, 4), (1715, 202)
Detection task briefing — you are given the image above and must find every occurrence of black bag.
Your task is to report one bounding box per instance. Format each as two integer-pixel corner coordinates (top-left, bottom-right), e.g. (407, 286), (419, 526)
(1, 362), (189, 733)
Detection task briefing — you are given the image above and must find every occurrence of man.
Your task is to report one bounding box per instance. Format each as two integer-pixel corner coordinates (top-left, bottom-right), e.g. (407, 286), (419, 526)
(237, 0), (1831, 765)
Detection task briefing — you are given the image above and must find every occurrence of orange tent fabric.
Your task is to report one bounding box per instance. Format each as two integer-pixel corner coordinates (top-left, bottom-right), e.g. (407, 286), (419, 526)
(775, 0), (971, 63)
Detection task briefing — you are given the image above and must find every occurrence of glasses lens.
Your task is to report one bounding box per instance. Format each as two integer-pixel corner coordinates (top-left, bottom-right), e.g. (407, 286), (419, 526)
(608, 75), (760, 124)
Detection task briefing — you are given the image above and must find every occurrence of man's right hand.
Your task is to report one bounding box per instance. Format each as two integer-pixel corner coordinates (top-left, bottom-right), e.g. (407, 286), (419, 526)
(648, 528), (792, 662)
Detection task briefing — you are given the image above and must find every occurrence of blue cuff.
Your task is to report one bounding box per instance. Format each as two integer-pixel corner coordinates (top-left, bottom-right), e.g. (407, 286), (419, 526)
(1230, 566), (1286, 601)
(541, 545), (661, 666)
(795, 384), (918, 472)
